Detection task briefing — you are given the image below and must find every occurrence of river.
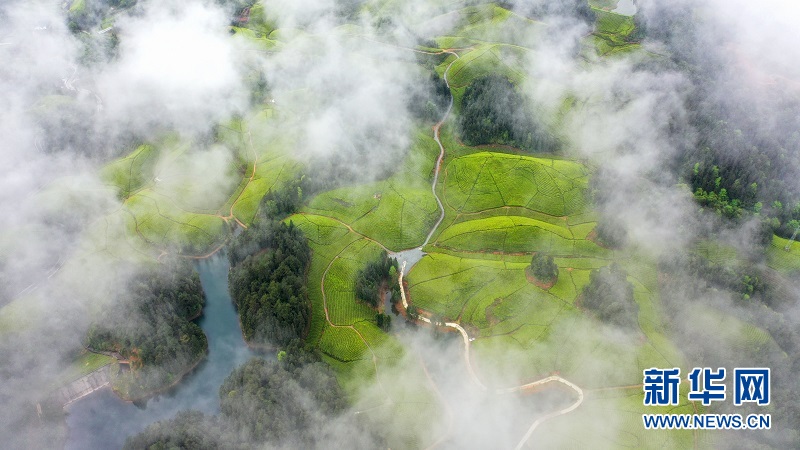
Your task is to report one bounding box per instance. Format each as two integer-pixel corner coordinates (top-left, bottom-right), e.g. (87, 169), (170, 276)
(65, 256), (256, 450)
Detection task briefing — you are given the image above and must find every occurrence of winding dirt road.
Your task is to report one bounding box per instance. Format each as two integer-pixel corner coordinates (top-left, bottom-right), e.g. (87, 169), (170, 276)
(398, 49), (585, 448)
(422, 51), (459, 247)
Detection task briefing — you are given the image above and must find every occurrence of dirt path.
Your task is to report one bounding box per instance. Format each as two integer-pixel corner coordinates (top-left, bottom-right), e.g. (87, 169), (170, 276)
(225, 128), (259, 229)
(510, 376), (584, 450)
(398, 261), (485, 390)
(313, 48), (463, 436)
(423, 51), (459, 247)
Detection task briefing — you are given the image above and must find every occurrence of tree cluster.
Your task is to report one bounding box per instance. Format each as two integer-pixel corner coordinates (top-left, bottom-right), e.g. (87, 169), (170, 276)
(407, 71), (451, 123)
(688, 253), (768, 302)
(593, 219), (628, 249)
(228, 220), (311, 347)
(85, 260), (208, 398)
(581, 264), (639, 329)
(688, 83), (800, 232)
(354, 251), (399, 308)
(228, 184), (311, 348)
(218, 355), (347, 444)
(459, 75), (558, 153)
(530, 253), (558, 283)
(638, 3), (800, 240)
(690, 96), (800, 241)
(228, 182), (304, 267)
(375, 312), (392, 331)
(122, 410), (225, 450)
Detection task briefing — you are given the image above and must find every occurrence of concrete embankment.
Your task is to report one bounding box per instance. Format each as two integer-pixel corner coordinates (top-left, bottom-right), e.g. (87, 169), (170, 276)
(55, 364), (112, 408)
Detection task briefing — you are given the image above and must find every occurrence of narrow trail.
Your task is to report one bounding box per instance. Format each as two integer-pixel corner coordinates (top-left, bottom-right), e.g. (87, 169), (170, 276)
(422, 51), (459, 248)
(399, 261), (485, 390)
(510, 376), (584, 450)
(225, 129), (259, 229)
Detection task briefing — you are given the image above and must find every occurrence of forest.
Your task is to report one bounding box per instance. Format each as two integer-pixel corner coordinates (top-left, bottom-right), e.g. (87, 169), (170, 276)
(685, 91), (800, 238)
(227, 184), (305, 266)
(228, 186), (312, 348)
(217, 352), (348, 445)
(84, 260), (208, 398)
(458, 75), (558, 153)
(637, 3), (800, 239)
(228, 224), (311, 347)
(124, 348), (377, 449)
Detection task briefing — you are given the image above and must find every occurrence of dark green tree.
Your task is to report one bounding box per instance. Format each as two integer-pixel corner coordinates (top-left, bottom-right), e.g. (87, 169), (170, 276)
(219, 356), (347, 446)
(530, 253), (558, 283)
(354, 251), (399, 308)
(406, 305), (419, 320)
(127, 349), (384, 448)
(459, 75), (558, 153)
(227, 183), (312, 348)
(85, 260), (208, 398)
(123, 411), (225, 450)
(376, 313), (392, 331)
(594, 219), (628, 249)
(228, 221), (311, 347)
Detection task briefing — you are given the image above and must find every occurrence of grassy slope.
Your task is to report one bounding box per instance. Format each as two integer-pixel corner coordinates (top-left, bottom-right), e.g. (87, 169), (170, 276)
(49, 351), (115, 390)
(283, 6), (703, 446)
(288, 211), (444, 448)
(5, 3), (794, 448)
(98, 111), (299, 256)
(441, 152), (590, 216)
(304, 130), (441, 250)
(400, 8), (700, 445)
(588, 8), (641, 57)
(768, 235), (800, 274)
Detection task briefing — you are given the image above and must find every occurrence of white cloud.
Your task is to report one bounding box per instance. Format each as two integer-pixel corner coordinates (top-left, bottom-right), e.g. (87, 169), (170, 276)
(98, 1), (248, 133)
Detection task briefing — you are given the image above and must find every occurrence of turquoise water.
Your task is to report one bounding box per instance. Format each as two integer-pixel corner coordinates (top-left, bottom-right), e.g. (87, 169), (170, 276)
(65, 256), (257, 450)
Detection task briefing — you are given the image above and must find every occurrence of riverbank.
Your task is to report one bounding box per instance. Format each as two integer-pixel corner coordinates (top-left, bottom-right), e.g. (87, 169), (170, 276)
(65, 256), (258, 450)
(110, 350), (208, 403)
